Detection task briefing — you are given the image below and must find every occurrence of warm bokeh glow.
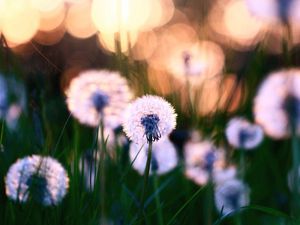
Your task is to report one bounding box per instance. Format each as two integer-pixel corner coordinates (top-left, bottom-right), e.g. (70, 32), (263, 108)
(208, 0), (265, 50)
(147, 67), (183, 96)
(97, 30), (138, 53)
(38, 3), (65, 32)
(66, 1), (97, 39)
(34, 24), (66, 45)
(91, 0), (152, 33)
(147, 23), (198, 70)
(165, 41), (225, 86)
(131, 31), (158, 60)
(194, 75), (244, 116)
(224, 1), (265, 43)
(142, 0), (174, 30)
(0, 0), (40, 45)
(30, 0), (63, 12)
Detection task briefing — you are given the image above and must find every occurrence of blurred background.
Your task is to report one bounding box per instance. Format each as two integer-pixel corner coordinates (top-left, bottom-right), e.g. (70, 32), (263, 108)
(0, 0), (299, 224)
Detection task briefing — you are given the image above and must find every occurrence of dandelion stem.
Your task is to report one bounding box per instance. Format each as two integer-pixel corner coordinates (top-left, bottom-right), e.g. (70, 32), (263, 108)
(291, 127), (300, 219)
(99, 117), (106, 221)
(153, 173), (164, 225)
(0, 118), (4, 145)
(239, 149), (245, 181)
(204, 175), (213, 225)
(139, 141), (153, 224)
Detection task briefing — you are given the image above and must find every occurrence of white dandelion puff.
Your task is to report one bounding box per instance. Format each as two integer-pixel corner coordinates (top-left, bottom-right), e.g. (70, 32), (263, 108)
(214, 179), (250, 215)
(225, 117), (264, 149)
(66, 69), (133, 129)
(123, 95), (177, 145)
(245, 0), (297, 24)
(184, 140), (226, 186)
(5, 155), (69, 206)
(253, 69), (300, 139)
(129, 138), (178, 175)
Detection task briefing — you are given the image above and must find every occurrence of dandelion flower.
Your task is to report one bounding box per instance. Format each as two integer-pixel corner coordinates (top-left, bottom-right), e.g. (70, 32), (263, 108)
(5, 155), (69, 206)
(214, 179), (250, 215)
(225, 117), (264, 149)
(253, 69), (300, 139)
(129, 138), (178, 175)
(123, 95), (176, 144)
(184, 140), (225, 185)
(245, 0), (298, 24)
(66, 70), (133, 128)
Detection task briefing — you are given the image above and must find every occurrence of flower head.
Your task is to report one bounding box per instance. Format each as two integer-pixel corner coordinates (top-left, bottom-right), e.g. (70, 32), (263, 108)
(184, 140), (225, 185)
(123, 95), (176, 144)
(5, 155), (69, 206)
(129, 138), (178, 175)
(66, 70), (133, 128)
(214, 179), (250, 215)
(253, 69), (300, 139)
(225, 117), (264, 149)
(245, 0), (296, 24)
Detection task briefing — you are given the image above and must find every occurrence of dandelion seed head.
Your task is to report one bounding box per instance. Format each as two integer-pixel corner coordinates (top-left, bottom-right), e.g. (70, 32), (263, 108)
(123, 95), (176, 145)
(184, 140), (225, 185)
(129, 138), (178, 175)
(141, 114), (161, 142)
(91, 91), (109, 113)
(214, 179), (250, 215)
(66, 69), (133, 129)
(5, 155), (69, 206)
(254, 69), (300, 139)
(245, 0), (300, 25)
(225, 117), (264, 149)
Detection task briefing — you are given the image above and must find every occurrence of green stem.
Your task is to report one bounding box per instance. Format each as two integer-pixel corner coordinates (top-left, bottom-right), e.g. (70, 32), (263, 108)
(0, 118), (4, 145)
(204, 175), (213, 225)
(153, 173), (164, 225)
(99, 117), (106, 220)
(283, 23), (292, 66)
(235, 214), (242, 225)
(239, 149), (245, 180)
(292, 130), (300, 219)
(139, 141), (153, 224)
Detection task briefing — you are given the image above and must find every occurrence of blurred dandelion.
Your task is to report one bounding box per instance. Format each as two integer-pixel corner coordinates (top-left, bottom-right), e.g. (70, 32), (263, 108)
(123, 95), (176, 145)
(226, 117), (264, 149)
(208, 0), (266, 50)
(5, 155), (69, 206)
(0, 74), (26, 130)
(66, 70), (133, 128)
(0, 75), (8, 118)
(245, 0), (298, 24)
(184, 140), (225, 185)
(129, 138), (178, 175)
(254, 69), (300, 139)
(165, 41), (225, 86)
(214, 178), (250, 215)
